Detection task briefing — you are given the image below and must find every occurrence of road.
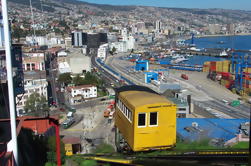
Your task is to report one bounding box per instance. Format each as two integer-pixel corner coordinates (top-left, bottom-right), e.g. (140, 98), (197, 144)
(105, 53), (250, 119)
(91, 55), (125, 88)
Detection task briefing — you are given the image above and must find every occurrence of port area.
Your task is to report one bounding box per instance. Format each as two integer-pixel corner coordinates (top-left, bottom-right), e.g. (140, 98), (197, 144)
(106, 52), (250, 119)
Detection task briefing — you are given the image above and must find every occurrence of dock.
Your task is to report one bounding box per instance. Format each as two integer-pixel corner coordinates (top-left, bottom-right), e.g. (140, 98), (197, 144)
(176, 49), (251, 57)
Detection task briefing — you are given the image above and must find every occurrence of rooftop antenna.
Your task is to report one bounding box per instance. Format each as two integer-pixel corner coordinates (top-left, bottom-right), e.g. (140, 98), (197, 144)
(29, 0), (36, 45)
(2, 0), (19, 165)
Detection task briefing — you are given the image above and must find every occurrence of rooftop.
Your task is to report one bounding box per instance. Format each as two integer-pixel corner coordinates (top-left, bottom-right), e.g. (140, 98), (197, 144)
(67, 84), (96, 92)
(177, 118), (249, 142)
(119, 90), (174, 108)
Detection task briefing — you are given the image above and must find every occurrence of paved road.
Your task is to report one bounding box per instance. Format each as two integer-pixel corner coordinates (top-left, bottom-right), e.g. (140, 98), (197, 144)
(105, 53), (250, 119)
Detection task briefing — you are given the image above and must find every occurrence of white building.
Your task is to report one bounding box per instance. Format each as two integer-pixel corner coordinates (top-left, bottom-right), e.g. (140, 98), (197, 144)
(66, 85), (97, 105)
(16, 78), (48, 116)
(82, 45), (87, 55)
(26, 36), (47, 46)
(97, 43), (108, 61)
(58, 62), (71, 74)
(127, 35), (135, 50)
(109, 41), (127, 53)
(58, 51), (68, 57)
(155, 20), (162, 33)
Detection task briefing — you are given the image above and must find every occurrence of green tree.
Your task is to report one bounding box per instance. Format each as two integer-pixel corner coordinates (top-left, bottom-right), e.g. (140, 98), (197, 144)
(47, 136), (66, 164)
(73, 74), (86, 86)
(24, 92), (49, 116)
(112, 47), (116, 55)
(58, 73), (72, 86)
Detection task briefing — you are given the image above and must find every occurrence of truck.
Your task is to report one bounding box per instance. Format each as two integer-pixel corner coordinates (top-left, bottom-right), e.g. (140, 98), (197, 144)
(230, 100), (240, 107)
(181, 74), (188, 80)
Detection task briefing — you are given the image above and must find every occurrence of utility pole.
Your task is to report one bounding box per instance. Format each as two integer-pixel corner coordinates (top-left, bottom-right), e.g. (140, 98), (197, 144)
(2, 0), (19, 165)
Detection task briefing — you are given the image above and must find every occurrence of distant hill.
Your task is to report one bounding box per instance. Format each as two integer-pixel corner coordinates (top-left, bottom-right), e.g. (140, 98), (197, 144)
(8, 0), (251, 22)
(9, 0), (136, 12)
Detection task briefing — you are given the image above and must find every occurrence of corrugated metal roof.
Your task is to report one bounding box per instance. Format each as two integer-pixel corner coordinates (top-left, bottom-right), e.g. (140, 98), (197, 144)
(62, 136), (81, 144)
(119, 91), (174, 108)
(177, 118), (249, 142)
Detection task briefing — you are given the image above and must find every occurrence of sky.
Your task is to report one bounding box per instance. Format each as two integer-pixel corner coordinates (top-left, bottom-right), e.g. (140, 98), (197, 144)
(80, 0), (251, 11)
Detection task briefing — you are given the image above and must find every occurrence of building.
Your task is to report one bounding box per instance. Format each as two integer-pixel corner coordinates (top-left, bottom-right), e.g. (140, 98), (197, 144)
(162, 89), (191, 118)
(26, 36), (47, 46)
(155, 20), (162, 33)
(71, 31), (87, 47)
(64, 37), (72, 49)
(57, 50), (68, 57)
(68, 48), (91, 74)
(71, 31), (107, 53)
(208, 24), (221, 35)
(0, 44), (24, 118)
(22, 52), (45, 71)
(16, 72), (48, 116)
(97, 43), (108, 61)
(58, 62), (71, 74)
(62, 137), (81, 156)
(109, 42), (127, 53)
(66, 85), (97, 105)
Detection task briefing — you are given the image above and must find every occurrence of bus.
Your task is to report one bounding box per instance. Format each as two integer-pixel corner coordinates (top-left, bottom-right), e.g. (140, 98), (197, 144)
(62, 117), (75, 129)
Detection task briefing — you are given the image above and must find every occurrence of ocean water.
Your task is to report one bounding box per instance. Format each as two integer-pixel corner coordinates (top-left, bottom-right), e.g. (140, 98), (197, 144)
(186, 35), (251, 50)
(159, 35), (251, 66)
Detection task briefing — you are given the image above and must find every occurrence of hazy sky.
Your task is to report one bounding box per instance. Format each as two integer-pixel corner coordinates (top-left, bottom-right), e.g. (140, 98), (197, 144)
(80, 0), (251, 10)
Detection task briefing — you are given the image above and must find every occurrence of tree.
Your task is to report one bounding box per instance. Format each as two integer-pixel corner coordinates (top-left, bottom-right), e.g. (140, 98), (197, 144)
(58, 73), (72, 86)
(47, 136), (65, 164)
(112, 47), (116, 54)
(24, 93), (49, 116)
(73, 74), (86, 86)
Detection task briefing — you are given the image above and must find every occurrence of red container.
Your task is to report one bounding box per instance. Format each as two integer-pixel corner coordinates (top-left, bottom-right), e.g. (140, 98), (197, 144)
(210, 65), (216, 71)
(211, 61), (216, 66)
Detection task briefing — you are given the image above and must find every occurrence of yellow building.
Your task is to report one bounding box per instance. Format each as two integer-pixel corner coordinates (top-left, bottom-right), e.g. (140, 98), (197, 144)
(115, 90), (176, 152)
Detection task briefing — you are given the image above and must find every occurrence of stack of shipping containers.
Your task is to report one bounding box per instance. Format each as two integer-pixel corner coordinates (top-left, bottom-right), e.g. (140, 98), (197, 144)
(203, 60), (251, 95)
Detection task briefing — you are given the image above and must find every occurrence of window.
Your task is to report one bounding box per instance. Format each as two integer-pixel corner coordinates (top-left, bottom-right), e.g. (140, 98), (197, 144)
(138, 113), (146, 127)
(149, 112), (158, 126)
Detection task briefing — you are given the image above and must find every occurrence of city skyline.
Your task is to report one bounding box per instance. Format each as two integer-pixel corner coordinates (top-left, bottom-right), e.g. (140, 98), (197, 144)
(80, 0), (251, 11)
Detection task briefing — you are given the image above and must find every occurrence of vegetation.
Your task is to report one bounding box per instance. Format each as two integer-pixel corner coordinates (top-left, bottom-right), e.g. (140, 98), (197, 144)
(46, 136), (66, 164)
(80, 160), (98, 166)
(92, 143), (115, 153)
(73, 74), (86, 86)
(72, 72), (103, 87)
(175, 139), (217, 151)
(58, 73), (72, 86)
(24, 92), (49, 116)
(109, 47), (116, 55)
(231, 142), (249, 149)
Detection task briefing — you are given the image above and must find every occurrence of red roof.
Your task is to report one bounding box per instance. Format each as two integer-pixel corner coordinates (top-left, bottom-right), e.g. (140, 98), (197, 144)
(21, 116), (58, 134)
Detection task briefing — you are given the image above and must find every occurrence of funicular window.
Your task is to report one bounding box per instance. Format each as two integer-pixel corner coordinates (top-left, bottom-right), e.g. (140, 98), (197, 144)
(138, 113), (146, 127)
(149, 112), (158, 126)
